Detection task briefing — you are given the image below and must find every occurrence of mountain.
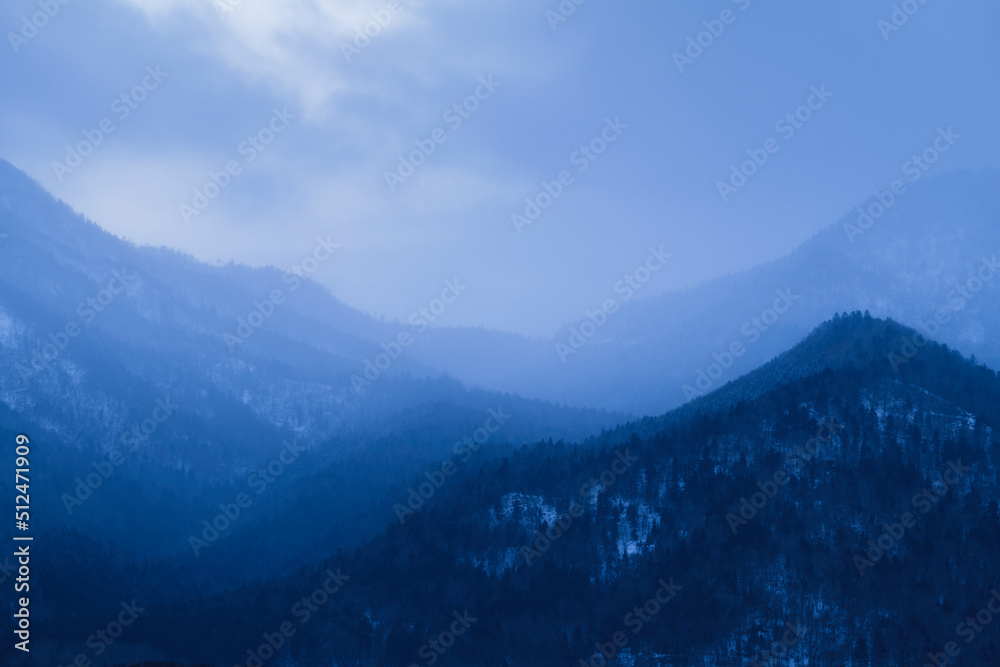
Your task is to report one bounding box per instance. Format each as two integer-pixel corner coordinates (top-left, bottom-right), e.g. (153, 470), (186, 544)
(11, 313), (1000, 666)
(3, 158), (998, 424)
(0, 158), (622, 560)
(0, 158), (618, 455)
(3, 159), (999, 665)
(408, 170), (1000, 414)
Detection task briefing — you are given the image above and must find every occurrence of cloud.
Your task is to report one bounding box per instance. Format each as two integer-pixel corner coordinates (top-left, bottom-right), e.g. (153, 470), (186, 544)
(9, 0), (996, 336)
(110, 0), (477, 118)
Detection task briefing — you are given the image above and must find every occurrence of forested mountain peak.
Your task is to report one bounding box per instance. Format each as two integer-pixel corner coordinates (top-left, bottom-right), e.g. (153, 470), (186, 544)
(603, 311), (1000, 446)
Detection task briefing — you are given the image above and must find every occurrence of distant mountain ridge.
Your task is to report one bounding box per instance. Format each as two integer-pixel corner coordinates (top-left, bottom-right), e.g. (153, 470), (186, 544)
(2, 159), (997, 422)
(407, 170), (1000, 414)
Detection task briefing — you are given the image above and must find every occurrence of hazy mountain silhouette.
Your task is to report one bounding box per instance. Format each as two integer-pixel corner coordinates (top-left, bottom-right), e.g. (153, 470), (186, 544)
(409, 171), (1000, 414)
(3, 160), (996, 426)
(0, 158), (621, 558)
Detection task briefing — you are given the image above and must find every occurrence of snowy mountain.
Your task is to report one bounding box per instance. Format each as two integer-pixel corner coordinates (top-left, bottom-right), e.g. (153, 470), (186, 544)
(409, 171), (1000, 414)
(18, 313), (1000, 666)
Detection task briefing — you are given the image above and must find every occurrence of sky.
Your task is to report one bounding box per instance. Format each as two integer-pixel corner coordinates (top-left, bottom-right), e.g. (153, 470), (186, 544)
(1, 0), (998, 336)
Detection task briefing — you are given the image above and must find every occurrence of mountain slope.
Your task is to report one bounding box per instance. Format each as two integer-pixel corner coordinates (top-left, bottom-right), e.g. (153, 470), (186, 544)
(16, 314), (1000, 666)
(0, 158), (620, 468)
(0, 158), (624, 561)
(409, 170), (1000, 414)
(3, 158), (997, 421)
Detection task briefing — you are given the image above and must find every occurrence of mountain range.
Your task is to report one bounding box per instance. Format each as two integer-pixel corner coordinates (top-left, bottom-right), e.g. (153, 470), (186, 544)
(1, 160), (999, 665)
(6, 312), (998, 666)
(4, 161), (998, 424)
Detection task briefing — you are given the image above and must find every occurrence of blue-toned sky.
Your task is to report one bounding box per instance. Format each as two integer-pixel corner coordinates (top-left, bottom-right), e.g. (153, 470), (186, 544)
(1, 0), (997, 335)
